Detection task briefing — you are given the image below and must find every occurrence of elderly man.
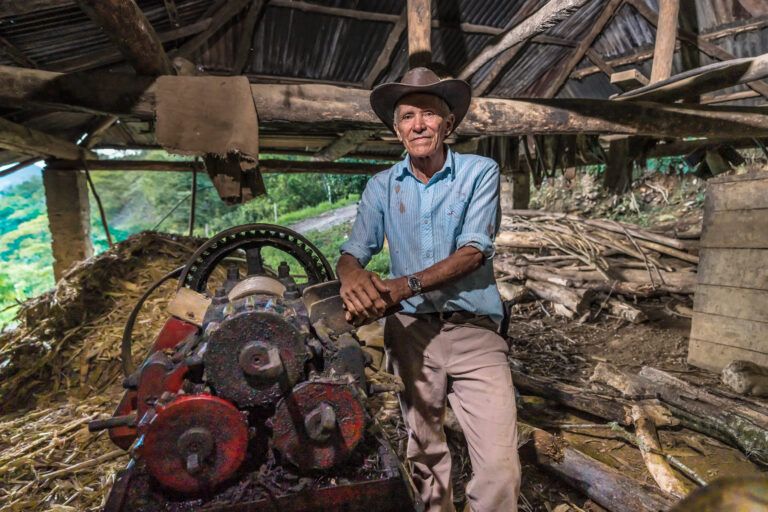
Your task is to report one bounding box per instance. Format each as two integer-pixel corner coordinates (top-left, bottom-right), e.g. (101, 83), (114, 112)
(337, 67), (520, 512)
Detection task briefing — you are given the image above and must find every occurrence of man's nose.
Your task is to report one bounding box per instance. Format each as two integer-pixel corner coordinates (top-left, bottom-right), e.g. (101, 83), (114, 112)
(412, 114), (426, 131)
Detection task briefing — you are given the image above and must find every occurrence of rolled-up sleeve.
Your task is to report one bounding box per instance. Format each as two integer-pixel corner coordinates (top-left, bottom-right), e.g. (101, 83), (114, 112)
(340, 175), (385, 267)
(456, 162), (500, 259)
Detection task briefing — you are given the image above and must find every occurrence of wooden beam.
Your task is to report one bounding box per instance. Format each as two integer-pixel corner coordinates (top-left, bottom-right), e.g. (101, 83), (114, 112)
(43, 168), (93, 280)
(233, 0), (268, 74)
(610, 69), (649, 89)
(269, 0), (399, 23)
(473, 43), (525, 96)
(52, 18), (213, 72)
(540, 0), (623, 97)
(312, 130), (377, 161)
(407, 0), (431, 68)
(649, 0), (679, 83)
(701, 90), (761, 105)
(177, 0), (251, 59)
(458, 0), (589, 80)
(572, 15), (768, 80)
(0, 157), (41, 179)
(363, 11), (407, 89)
(615, 52), (768, 103)
(0, 34), (37, 67)
(585, 48), (616, 77)
(46, 158), (389, 175)
(4, 67), (768, 137)
(76, 0), (173, 76)
(628, 0), (768, 99)
(0, 117), (95, 160)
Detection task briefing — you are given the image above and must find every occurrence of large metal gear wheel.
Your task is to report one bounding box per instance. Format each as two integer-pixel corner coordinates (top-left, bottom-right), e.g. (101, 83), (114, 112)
(179, 224), (334, 293)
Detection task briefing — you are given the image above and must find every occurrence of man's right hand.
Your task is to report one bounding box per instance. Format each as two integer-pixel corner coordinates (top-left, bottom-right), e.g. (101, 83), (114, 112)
(337, 254), (388, 322)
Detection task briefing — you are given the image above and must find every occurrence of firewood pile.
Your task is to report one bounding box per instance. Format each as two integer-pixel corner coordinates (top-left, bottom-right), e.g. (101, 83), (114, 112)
(494, 210), (700, 323)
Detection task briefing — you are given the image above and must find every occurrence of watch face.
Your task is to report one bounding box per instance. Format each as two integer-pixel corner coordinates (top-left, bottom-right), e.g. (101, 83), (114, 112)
(408, 276), (421, 293)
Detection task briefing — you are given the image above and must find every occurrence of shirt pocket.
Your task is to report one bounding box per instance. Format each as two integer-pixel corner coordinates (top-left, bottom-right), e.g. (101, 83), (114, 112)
(443, 199), (468, 238)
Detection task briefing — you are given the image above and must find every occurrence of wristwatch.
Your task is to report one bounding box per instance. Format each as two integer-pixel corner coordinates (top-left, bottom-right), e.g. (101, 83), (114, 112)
(406, 274), (422, 295)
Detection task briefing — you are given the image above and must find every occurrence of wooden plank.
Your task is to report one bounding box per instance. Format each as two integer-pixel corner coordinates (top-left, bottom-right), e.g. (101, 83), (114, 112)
(75, 0), (172, 76)
(0, 0), (73, 18)
(473, 43), (525, 96)
(458, 0), (589, 80)
(688, 338), (768, 372)
(610, 69), (649, 89)
(690, 313), (768, 353)
(700, 209), (768, 249)
(0, 34), (37, 67)
(312, 130), (376, 162)
(694, 284), (768, 323)
(708, 177), (768, 211)
(233, 0), (267, 74)
(615, 52), (768, 103)
(649, 0), (679, 83)
(407, 0), (431, 68)
(697, 248), (768, 290)
(541, 0), (623, 97)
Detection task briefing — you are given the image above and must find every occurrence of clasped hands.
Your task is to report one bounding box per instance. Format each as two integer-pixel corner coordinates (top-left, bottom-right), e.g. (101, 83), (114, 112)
(339, 268), (411, 325)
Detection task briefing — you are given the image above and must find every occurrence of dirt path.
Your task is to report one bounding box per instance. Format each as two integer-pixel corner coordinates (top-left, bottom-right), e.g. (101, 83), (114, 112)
(288, 203), (358, 234)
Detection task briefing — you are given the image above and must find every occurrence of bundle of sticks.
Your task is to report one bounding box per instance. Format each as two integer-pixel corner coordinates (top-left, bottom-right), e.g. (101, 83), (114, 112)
(494, 210), (700, 322)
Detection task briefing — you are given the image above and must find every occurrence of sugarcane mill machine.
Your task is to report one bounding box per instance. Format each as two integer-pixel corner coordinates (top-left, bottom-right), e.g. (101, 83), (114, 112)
(89, 224), (421, 511)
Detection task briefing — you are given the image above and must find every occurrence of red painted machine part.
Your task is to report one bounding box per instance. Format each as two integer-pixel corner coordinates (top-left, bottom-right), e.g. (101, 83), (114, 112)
(139, 394), (248, 494)
(108, 316), (198, 450)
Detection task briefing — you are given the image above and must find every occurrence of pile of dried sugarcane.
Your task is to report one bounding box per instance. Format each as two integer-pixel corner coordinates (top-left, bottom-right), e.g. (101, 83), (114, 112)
(494, 210), (700, 322)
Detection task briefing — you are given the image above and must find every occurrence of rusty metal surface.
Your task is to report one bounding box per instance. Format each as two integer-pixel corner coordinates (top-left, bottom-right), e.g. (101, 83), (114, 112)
(204, 309), (307, 408)
(140, 394), (249, 494)
(272, 380), (366, 470)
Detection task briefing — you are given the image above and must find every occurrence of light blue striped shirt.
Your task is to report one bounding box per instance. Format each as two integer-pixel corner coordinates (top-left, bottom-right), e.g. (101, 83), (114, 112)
(341, 148), (504, 324)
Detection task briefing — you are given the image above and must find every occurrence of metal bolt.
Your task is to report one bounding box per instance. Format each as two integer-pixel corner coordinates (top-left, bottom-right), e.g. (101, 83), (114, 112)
(304, 402), (337, 442)
(238, 341), (283, 379)
(177, 427), (214, 475)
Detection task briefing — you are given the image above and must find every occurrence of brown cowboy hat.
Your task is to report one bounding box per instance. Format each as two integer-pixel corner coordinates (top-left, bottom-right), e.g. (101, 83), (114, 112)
(370, 67), (471, 134)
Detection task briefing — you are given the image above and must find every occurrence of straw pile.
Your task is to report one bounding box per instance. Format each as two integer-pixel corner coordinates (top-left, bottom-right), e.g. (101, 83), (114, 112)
(0, 232), (200, 511)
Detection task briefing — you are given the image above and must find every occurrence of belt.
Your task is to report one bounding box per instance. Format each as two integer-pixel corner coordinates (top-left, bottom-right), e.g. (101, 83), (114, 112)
(422, 310), (486, 323)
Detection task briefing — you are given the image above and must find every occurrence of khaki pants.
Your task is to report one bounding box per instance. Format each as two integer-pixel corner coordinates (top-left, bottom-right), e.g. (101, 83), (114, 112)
(385, 312), (520, 512)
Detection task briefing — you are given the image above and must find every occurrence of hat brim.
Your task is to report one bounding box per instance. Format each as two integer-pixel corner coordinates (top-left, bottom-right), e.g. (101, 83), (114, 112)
(370, 79), (471, 134)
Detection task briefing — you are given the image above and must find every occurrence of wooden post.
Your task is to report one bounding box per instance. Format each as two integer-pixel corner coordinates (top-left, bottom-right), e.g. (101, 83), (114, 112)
(42, 169), (93, 281)
(649, 0), (680, 83)
(407, 0), (431, 68)
(603, 138), (632, 193)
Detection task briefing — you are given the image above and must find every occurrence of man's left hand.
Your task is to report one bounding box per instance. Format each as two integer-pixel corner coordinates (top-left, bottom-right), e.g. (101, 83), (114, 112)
(372, 275), (412, 307)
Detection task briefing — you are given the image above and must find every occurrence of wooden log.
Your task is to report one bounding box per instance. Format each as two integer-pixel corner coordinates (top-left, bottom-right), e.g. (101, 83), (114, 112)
(630, 405), (690, 498)
(525, 279), (595, 314)
(497, 282), (529, 303)
(521, 423), (677, 512)
(5, 66), (768, 137)
(495, 231), (547, 249)
(495, 262), (574, 287)
(312, 130), (377, 162)
(407, 0), (431, 68)
(604, 297), (648, 323)
(649, 0), (679, 84)
(75, 0), (173, 76)
(591, 363), (768, 465)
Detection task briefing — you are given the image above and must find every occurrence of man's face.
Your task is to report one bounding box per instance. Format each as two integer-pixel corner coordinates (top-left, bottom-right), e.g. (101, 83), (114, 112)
(394, 93), (455, 159)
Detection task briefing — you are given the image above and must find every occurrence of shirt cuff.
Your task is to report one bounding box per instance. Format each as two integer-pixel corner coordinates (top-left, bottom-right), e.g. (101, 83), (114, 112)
(339, 241), (372, 267)
(457, 233), (495, 259)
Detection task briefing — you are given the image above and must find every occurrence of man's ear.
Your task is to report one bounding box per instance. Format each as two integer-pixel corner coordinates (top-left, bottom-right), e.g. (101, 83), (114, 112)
(444, 113), (455, 135)
(394, 124), (403, 142)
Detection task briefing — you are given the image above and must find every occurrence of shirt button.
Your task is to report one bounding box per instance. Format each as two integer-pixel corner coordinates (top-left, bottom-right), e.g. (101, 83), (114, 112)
(423, 220), (428, 225)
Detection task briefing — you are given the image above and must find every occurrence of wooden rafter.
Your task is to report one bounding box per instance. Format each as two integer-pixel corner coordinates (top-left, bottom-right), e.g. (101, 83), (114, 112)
(0, 117), (95, 160)
(540, 0), (623, 98)
(76, 0), (172, 76)
(573, 15), (768, 80)
(0, 34), (36, 67)
(4, 66), (768, 137)
(649, 0), (679, 83)
(473, 43), (525, 96)
(458, 0), (590, 80)
(177, 0), (252, 59)
(585, 48), (615, 77)
(362, 10), (407, 89)
(312, 130), (377, 161)
(407, 0), (431, 68)
(0, 1), (73, 18)
(233, 0), (268, 74)
(627, 0), (768, 98)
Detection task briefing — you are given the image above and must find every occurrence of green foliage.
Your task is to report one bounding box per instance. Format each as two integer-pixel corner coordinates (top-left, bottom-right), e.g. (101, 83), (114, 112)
(306, 222), (390, 277)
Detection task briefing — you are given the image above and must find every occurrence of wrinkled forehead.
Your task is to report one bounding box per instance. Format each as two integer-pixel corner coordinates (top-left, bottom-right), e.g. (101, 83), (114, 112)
(395, 93), (449, 113)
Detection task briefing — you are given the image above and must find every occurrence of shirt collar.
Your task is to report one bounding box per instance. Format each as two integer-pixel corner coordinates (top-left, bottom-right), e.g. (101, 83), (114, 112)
(396, 147), (455, 183)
